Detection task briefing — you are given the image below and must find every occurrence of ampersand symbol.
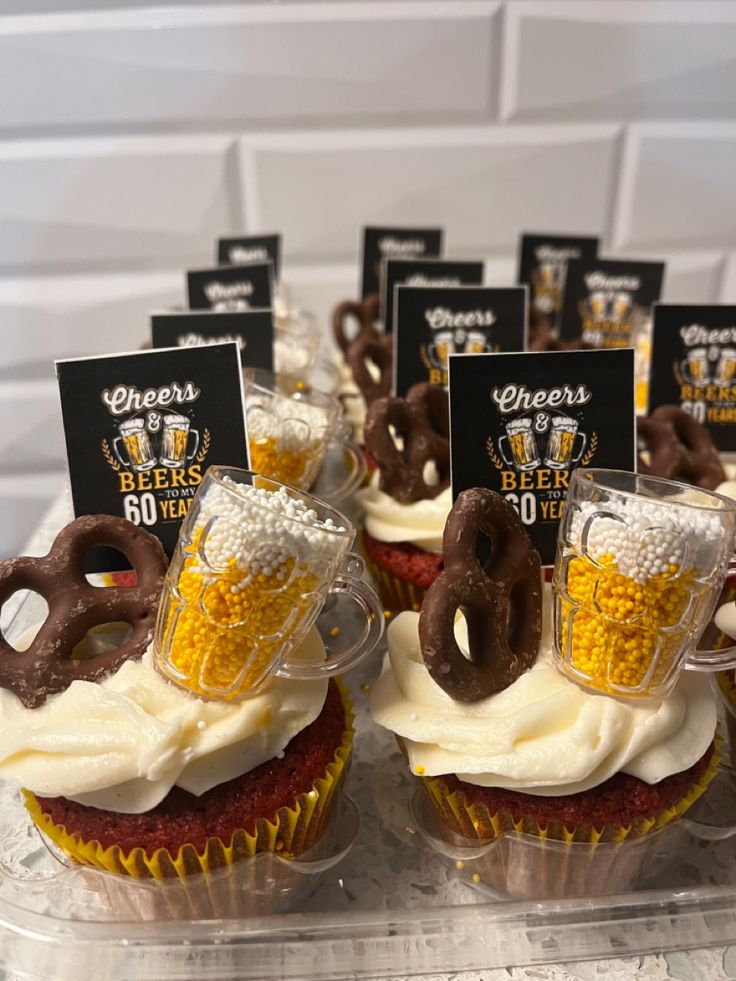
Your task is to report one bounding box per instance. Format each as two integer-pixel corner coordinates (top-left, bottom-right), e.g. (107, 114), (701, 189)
(638, 405), (725, 490)
(418, 489), (542, 701)
(0, 515), (168, 708)
(364, 385), (450, 503)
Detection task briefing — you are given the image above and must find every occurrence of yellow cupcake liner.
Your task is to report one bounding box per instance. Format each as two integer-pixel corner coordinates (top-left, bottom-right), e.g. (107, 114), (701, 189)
(420, 739), (721, 847)
(23, 681), (354, 881)
(360, 535), (432, 614)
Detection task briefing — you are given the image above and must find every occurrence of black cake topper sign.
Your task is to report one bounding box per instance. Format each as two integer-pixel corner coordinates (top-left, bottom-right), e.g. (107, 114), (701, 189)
(649, 303), (736, 451)
(393, 285), (527, 396)
(449, 349), (636, 565)
(382, 257), (484, 335)
(558, 257), (665, 349)
(56, 344), (248, 570)
(216, 234), (281, 279)
(517, 233), (599, 330)
(151, 309), (274, 371)
(360, 225), (443, 300)
(187, 261), (274, 312)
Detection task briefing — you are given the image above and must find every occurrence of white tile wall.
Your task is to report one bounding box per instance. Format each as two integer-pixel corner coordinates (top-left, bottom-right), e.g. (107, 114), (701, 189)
(502, 1), (736, 122)
(0, 473), (65, 558)
(0, 270), (183, 378)
(0, 3), (499, 132)
(0, 135), (237, 273)
(612, 123), (736, 252)
(2, 0), (735, 548)
(240, 126), (620, 262)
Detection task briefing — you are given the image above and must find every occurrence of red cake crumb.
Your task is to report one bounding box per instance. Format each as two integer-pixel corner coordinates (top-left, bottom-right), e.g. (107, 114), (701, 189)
(363, 530), (443, 589)
(441, 742), (715, 829)
(36, 681), (346, 856)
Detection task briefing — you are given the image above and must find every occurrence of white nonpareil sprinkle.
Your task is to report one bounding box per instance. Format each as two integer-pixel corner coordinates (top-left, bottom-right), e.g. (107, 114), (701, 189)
(245, 392), (327, 449)
(191, 477), (348, 585)
(569, 497), (723, 584)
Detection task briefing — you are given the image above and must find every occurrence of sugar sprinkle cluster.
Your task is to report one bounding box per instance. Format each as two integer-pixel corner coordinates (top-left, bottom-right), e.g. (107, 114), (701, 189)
(192, 477), (348, 587)
(569, 497), (723, 584)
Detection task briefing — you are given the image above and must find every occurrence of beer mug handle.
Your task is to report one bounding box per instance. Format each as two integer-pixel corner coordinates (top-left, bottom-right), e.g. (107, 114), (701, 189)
(312, 439), (367, 504)
(571, 432), (587, 465)
(275, 555), (384, 681)
(186, 429), (200, 461)
(686, 556), (736, 671)
(112, 437), (130, 469)
(498, 436), (514, 467)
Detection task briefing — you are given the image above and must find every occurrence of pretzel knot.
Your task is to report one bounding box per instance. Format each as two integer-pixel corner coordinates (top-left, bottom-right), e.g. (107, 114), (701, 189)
(331, 294), (380, 355)
(0, 515), (167, 708)
(346, 333), (393, 408)
(418, 489), (542, 702)
(364, 388), (450, 503)
(638, 405), (725, 490)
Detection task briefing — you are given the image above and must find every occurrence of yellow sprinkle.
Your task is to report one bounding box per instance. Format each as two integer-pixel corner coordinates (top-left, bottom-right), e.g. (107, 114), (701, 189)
(471, 873), (481, 883)
(415, 765), (425, 776)
(361, 682), (372, 693)
(329, 626), (341, 637)
(383, 609), (394, 620)
(455, 860), (465, 871)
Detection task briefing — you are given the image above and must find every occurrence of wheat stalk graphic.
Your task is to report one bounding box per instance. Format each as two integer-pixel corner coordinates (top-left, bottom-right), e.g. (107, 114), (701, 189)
(196, 428), (211, 464)
(486, 435), (505, 470)
(420, 345), (433, 371)
(581, 432), (598, 466)
(673, 360), (685, 386)
(101, 439), (121, 472)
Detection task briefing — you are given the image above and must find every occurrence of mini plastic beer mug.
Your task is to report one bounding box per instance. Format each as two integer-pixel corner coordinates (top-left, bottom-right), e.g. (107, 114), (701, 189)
(553, 469), (736, 700)
(243, 373), (365, 503)
(154, 468), (384, 701)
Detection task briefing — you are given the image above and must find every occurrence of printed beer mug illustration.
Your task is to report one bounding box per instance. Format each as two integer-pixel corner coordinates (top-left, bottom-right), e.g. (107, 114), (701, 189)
(464, 330), (488, 355)
(553, 469), (736, 701)
(499, 418), (540, 471)
(612, 292), (633, 322)
(154, 468), (384, 701)
(113, 418), (156, 472)
(685, 348), (710, 385)
(428, 331), (455, 369)
(159, 413), (200, 468)
(544, 416), (586, 470)
(715, 348), (736, 386)
(588, 292), (608, 321)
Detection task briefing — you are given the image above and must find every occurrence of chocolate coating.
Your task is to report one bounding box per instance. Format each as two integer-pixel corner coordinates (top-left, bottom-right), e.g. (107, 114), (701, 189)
(331, 294), (380, 355)
(419, 489), (542, 702)
(0, 515), (167, 708)
(638, 404), (726, 490)
(364, 391), (450, 503)
(407, 382), (450, 438)
(346, 333), (393, 407)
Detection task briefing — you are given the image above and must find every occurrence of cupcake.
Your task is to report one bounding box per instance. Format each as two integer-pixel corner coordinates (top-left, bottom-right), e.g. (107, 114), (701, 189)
(0, 505), (357, 916)
(357, 384), (451, 613)
(369, 489), (719, 899)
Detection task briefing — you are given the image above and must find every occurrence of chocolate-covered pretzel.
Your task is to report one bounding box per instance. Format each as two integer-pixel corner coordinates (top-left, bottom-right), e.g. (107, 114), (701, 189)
(407, 383), (450, 438)
(638, 405), (726, 490)
(0, 515), (167, 708)
(331, 294), (380, 355)
(364, 391), (450, 503)
(419, 489), (542, 701)
(347, 332), (393, 407)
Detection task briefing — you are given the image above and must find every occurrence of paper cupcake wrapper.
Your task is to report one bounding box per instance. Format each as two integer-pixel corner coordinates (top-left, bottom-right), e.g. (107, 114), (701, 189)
(23, 681), (354, 881)
(359, 541), (430, 614)
(420, 740), (721, 847)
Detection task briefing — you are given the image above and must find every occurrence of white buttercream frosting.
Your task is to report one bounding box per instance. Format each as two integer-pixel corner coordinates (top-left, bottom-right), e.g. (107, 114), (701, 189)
(356, 475), (451, 553)
(0, 628), (328, 814)
(369, 588), (716, 795)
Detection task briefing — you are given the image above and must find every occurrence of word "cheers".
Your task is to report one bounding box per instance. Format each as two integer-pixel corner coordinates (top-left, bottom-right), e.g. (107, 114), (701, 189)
(102, 381), (201, 416)
(491, 382), (591, 415)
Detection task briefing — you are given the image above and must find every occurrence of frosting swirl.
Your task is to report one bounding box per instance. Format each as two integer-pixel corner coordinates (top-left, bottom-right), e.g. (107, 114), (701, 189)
(0, 627), (327, 814)
(356, 475), (451, 553)
(370, 589), (716, 795)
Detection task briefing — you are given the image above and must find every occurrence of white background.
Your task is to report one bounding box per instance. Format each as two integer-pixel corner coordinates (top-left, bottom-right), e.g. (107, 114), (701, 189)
(2, 0), (736, 553)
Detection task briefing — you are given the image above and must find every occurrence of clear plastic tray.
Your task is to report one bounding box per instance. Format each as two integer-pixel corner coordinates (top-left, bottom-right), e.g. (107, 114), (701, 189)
(4, 576), (736, 980)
